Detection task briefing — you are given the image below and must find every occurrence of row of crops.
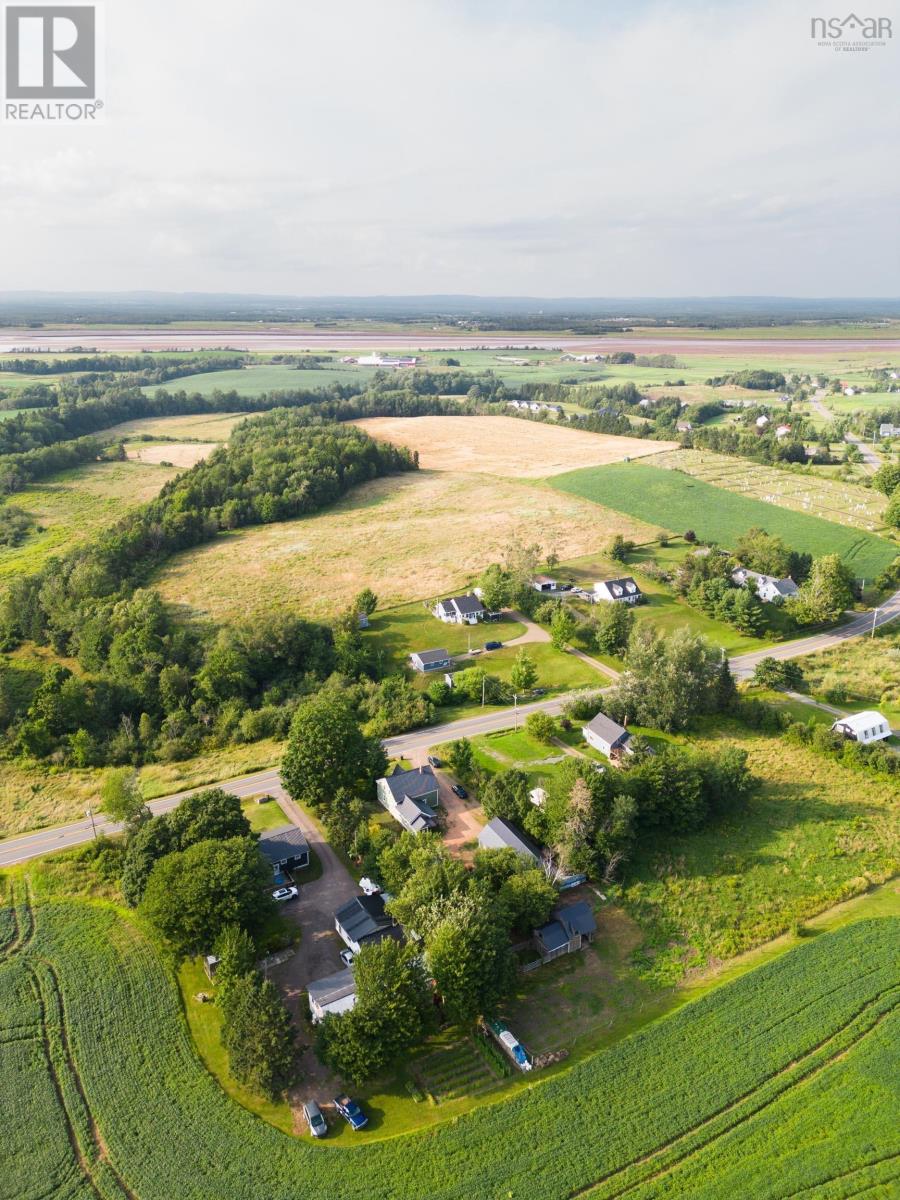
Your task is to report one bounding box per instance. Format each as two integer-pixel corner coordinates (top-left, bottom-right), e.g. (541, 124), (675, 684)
(3, 896), (897, 1200)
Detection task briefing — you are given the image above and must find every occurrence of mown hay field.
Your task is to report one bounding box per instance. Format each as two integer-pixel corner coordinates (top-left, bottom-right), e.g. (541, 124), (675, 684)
(652, 447), (889, 533)
(102, 411), (250, 442)
(1, 894), (897, 1199)
(140, 364), (379, 396)
(154, 470), (658, 623)
(0, 459), (181, 583)
(551, 461), (898, 578)
(354, 414), (678, 478)
(126, 442), (219, 468)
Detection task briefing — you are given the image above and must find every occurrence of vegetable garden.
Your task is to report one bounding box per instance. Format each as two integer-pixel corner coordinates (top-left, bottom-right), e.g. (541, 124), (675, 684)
(1, 892), (897, 1200)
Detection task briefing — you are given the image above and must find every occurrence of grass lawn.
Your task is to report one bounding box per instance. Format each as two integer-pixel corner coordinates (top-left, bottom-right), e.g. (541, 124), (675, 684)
(241, 796), (290, 832)
(618, 721), (900, 984)
(369, 603), (525, 672)
(551, 461), (898, 579)
(0, 459), (181, 582)
(141, 364), (379, 396)
(792, 626), (900, 725)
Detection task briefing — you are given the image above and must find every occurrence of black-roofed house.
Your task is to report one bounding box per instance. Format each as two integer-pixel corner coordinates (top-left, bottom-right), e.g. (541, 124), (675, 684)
(410, 648), (451, 673)
(307, 967), (356, 1024)
(376, 765), (439, 835)
(534, 901), (598, 962)
(258, 824), (310, 877)
(433, 593), (486, 625)
(583, 712), (632, 761)
(593, 577), (643, 604)
(477, 817), (541, 866)
(334, 893), (401, 954)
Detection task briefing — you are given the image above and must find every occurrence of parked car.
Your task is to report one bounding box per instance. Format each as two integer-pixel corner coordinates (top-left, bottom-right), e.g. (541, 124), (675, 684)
(451, 784), (468, 799)
(359, 876), (381, 896)
(272, 885), (299, 902)
(339, 948), (355, 968)
(484, 640), (502, 651)
(303, 1100), (328, 1138)
(427, 754), (443, 768)
(532, 687), (547, 696)
(334, 1095), (368, 1130)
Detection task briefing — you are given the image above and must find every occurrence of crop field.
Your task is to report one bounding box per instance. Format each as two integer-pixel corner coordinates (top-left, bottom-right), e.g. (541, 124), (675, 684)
(154, 470), (658, 623)
(102, 411), (250, 442)
(0, 459), (181, 583)
(126, 442), (219, 467)
(140, 364), (380, 396)
(651, 448), (890, 533)
(620, 724), (900, 984)
(354, 415), (678, 477)
(551, 462), (899, 578)
(1, 893), (897, 1199)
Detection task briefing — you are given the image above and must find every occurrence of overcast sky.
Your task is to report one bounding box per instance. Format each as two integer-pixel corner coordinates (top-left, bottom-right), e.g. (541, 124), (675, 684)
(1, 0), (898, 296)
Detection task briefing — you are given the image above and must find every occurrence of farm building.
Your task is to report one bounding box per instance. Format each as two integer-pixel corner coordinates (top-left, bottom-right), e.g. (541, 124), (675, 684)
(732, 567), (799, 603)
(831, 711), (892, 745)
(583, 712), (631, 760)
(410, 648), (451, 673)
(533, 901), (598, 962)
(594, 577), (643, 604)
(532, 575), (558, 592)
(376, 765), (440, 835)
(478, 817), (541, 866)
(258, 825), (310, 877)
(434, 593), (486, 624)
(334, 894), (401, 954)
(307, 968), (356, 1024)
(879, 423), (900, 438)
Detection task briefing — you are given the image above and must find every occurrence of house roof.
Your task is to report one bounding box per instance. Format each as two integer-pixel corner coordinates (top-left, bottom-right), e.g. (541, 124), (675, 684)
(450, 593), (485, 615)
(584, 712), (630, 747)
(478, 817), (541, 862)
(382, 765), (437, 805)
(334, 894), (395, 944)
(395, 795), (437, 832)
(555, 901), (597, 938)
(535, 919), (569, 952)
(832, 710), (889, 733)
(533, 574), (556, 586)
(412, 648), (450, 665)
(768, 577), (799, 596)
(596, 577), (641, 598)
(307, 967), (356, 1008)
(258, 824), (310, 865)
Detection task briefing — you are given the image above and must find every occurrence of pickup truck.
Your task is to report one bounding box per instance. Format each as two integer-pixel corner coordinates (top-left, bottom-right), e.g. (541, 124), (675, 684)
(334, 1095), (368, 1130)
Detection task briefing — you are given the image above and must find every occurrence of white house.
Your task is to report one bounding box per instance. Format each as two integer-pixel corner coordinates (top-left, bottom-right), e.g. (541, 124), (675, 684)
(532, 574), (557, 593)
(879, 423), (900, 438)
(831, 711), (892, 745)
(410, 648), (451, 673)
(583, 712), (632, 760)
(843, 386), (856, 397)
(775, 424), (792, 439)
(334, 894), (400, 954)
(433, 593), (486, 624)
(594, 577), (643, 604)
(308, 968), (356, 1024)
(376, 766), (440, 835)
(732, 567), (799, 604)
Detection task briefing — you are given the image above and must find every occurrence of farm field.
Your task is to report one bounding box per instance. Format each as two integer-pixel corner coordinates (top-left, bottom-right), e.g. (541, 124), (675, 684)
(793, 626), (900, 725)
(154, 469), (658, 623)
(619, 722), (900, 984)
(0, 459), (181, 583)
(354, 414), (678, 477)
(551, 461), (899, 578)
(141, 363), (380, 396)
(102, 411), (250, 442)
(126, 441), (219, 467)
(0, 893), (896, 1198)
(651, 448), (890, 533)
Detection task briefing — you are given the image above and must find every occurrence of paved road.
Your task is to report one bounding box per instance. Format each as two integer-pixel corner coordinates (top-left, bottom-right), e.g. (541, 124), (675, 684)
(3, 590), (899, 866)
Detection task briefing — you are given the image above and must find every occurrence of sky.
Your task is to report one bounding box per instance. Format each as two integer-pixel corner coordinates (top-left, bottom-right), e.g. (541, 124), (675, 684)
(1, 0), (898, 297)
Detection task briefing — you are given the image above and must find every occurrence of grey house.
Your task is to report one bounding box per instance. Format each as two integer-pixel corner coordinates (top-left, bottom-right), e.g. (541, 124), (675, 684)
(583, 713), (632, 761)
(334, 894), (400, 954)
(410, 648), (451, 673)
(376, 766), (439, 835)
(534, 901), (598, 962)
(478, 817), (541, 866)
(258, 824), (310, 876)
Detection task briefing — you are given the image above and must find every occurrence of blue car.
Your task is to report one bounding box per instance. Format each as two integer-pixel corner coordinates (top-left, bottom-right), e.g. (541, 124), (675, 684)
(334, 1094), (368, 1130)
(484, 640), (503, 651)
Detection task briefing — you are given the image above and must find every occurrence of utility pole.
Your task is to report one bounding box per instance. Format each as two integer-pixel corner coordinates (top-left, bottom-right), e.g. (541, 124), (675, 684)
(482, 674), (486, 707)
(872, 607), (880, 637)
(513, 693), (519, 729)
(85, 805), (97, 840)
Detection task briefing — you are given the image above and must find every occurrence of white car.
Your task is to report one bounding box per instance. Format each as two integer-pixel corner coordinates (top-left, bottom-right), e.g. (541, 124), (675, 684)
(272, 885), (299, 903)
(339, 948), (355, 968)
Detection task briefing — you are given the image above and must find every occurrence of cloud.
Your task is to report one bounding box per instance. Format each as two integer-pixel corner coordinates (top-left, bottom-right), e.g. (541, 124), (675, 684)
(0, 0), (897, 294)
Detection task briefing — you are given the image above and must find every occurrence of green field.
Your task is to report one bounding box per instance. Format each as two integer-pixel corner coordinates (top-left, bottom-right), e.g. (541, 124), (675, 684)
(1, 889), (897, 1199)
(141, 364), (381, 396)
(551, 462), (898, 578)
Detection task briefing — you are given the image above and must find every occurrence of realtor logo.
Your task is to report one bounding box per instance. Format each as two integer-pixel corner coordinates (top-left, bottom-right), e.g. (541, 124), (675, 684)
(4, 4), (104, 121)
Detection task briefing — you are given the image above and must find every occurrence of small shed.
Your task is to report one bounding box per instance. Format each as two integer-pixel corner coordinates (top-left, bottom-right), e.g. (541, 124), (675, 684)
(831, 711), (892, 745)
(583, 713), (632, 760)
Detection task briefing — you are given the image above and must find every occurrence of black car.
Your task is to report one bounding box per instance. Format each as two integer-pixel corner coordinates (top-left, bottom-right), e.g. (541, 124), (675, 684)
(451, 784), (468, 799)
